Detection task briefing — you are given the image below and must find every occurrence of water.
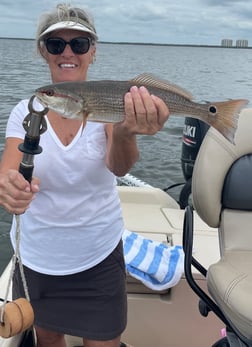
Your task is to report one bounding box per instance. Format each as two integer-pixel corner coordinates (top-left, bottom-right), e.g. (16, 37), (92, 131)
(0, 38), (252, 271)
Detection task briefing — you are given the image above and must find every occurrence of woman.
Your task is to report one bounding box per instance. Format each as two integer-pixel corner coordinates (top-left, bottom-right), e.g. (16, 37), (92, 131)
(0, 3), (169, 347)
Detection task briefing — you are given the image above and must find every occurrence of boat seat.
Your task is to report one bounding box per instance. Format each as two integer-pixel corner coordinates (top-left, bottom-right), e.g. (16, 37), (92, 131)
(191, 108), (252, 342)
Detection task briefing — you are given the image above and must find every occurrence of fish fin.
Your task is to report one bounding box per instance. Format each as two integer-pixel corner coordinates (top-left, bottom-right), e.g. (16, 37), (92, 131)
(209, 99), (249, 144)
(131, 73), (193, 100)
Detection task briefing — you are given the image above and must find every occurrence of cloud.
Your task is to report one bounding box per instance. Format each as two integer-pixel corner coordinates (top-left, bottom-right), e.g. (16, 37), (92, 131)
(205, 0), (246, 5)
(0, 0), (251, 45)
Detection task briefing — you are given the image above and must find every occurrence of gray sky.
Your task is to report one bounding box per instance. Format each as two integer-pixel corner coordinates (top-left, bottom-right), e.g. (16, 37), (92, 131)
(1, 0), (252, 45)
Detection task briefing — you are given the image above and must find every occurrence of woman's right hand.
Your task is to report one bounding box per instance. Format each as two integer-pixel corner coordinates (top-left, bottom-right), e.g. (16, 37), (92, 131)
(0, 170), (39, 214)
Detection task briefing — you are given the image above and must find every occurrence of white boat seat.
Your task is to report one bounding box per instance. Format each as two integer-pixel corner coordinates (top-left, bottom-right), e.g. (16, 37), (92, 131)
(191, 108), (252, 341)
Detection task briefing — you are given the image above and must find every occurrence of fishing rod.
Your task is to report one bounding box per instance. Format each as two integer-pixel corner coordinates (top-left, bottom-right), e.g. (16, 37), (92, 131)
(18, 95), (48, 181)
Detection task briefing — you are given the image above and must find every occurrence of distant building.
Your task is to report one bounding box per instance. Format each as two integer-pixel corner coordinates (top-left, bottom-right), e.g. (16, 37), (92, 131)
(221, 39), (233, 47)
(236, 39), (248, 48)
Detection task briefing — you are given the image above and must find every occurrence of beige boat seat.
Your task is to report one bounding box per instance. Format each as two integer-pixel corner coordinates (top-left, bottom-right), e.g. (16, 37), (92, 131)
(185, 108), (252, 345)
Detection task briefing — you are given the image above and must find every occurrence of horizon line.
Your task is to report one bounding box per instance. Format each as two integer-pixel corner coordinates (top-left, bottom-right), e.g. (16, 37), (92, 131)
(0, 37), (251, 49)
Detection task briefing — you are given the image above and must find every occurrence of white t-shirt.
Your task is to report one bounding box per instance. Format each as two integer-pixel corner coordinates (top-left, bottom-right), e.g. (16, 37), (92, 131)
(7, 99), (124, 275)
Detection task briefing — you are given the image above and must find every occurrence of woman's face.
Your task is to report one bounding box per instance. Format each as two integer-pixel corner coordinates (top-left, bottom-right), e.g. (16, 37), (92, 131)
(42, 29), (96, 83)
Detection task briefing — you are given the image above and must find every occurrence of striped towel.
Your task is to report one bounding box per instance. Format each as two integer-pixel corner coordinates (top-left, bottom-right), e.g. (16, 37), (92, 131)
(122, 229), (184, 291)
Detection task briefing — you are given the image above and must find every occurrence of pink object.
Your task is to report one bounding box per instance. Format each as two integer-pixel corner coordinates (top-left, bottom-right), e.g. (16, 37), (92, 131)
(221, 328), (227, 337)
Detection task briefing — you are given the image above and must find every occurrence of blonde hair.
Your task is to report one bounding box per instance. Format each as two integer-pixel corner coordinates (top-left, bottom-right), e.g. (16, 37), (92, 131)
(36, 3), (97, 57)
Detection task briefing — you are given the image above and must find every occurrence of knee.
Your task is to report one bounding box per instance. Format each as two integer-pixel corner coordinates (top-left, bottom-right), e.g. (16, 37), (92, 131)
(35, 325), (65, 346)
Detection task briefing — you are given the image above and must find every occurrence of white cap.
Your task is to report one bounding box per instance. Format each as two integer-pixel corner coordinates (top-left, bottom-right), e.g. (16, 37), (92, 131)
(39, 20), (98, 41)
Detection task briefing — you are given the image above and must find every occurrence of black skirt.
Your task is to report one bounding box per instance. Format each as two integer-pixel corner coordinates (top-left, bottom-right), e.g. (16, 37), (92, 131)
(12, 240), (127, 340)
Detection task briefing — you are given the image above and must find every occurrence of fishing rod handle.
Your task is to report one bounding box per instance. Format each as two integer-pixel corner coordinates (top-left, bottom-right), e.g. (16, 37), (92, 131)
(18, 136), (42, 182)
(19, 162), (34, 183)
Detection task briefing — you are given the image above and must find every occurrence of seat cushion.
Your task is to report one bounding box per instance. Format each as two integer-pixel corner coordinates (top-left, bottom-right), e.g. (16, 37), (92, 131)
(192, 109), (252, 227)
(222, 154), (252, 210)
(207, 250), (252, 339)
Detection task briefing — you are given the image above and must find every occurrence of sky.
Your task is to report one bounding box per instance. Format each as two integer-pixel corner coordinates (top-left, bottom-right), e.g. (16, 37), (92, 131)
(1, 0), (252, 46)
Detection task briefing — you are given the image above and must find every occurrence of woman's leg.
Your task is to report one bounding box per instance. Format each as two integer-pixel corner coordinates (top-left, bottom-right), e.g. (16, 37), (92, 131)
(35, 325), (67, 347)
(83, 335), (121, 347)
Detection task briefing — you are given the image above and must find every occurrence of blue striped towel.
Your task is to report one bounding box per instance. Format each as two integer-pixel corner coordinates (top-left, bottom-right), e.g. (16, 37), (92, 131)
(122, 229), (184, 291)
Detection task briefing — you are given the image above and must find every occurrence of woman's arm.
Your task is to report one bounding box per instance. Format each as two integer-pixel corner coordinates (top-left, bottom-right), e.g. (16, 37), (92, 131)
(0, 137), (39, 214)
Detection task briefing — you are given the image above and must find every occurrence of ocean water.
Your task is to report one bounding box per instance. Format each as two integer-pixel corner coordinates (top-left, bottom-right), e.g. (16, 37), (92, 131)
(0, 38), (252, 271)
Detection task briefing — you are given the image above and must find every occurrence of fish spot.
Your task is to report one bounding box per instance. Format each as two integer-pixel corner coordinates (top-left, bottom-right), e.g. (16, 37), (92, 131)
(208, 105), (217, 116)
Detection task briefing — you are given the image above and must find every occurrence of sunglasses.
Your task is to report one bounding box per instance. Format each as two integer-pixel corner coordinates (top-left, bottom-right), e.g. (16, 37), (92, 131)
(44, 37), (92, 55)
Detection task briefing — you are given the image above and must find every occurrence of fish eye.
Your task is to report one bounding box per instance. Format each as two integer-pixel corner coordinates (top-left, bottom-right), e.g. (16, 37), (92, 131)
(209, 105), (217, 114)
(45, 89), (55, 97)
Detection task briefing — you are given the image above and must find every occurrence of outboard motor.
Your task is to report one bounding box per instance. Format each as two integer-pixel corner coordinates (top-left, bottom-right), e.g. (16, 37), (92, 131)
(179, 117), (209, 208)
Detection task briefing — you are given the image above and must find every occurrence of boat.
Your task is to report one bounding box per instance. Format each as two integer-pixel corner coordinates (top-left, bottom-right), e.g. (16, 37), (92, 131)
(0, 182), (222, 347)
(0, 111), (251, 347)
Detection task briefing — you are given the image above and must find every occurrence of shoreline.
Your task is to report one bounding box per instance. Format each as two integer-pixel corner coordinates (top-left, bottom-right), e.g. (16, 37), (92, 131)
(0, 37), (251, 49)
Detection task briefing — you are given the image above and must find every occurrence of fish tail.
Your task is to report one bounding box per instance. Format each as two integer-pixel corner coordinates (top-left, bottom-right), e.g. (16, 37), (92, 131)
(210, 99), (248, 144)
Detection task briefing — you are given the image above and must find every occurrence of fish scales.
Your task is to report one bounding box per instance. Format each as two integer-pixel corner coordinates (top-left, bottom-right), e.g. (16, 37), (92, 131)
(72, 80), (205, 117)
(79, 80), (129, 120)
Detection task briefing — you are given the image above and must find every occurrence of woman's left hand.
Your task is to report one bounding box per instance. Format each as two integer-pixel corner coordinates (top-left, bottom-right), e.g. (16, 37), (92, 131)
(106, 86), (169, 176)
(120, 85), (170, 135)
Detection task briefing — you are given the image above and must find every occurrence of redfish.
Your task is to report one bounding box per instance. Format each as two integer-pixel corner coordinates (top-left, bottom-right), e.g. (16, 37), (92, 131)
(35, 73), (249, 144)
